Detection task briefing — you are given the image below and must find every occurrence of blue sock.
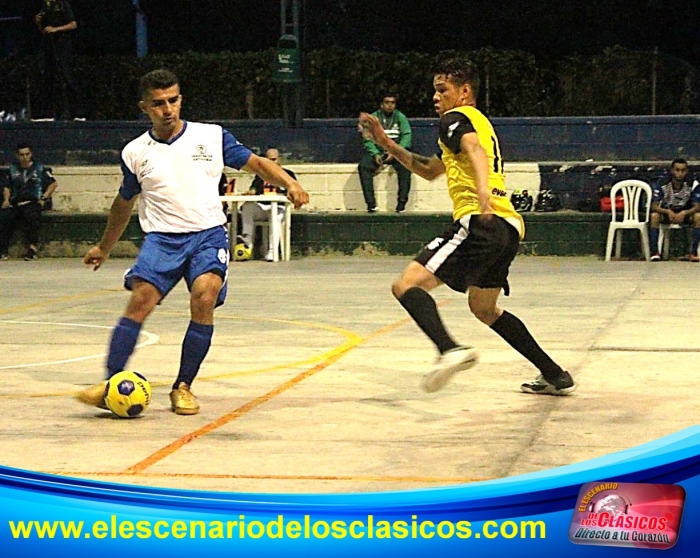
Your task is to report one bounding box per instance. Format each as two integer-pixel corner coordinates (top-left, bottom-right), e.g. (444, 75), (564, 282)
(106, 317), (142, 378)
(650, 227), (660, 254)
(173, 322), (213, 389)
(692, 228), (700, 254)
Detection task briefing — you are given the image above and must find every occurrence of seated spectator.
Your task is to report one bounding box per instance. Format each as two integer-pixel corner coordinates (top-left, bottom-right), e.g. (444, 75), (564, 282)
(649, 158), (700, 262)
(218, 172), (236, 218)
(0, 143), (58, 260)
(358, 93), (412, 213)
(237, 148), (295, 261)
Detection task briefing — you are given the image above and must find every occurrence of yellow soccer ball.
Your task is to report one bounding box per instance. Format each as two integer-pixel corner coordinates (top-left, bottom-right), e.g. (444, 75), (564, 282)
(234, 242), (252, 261)
(104, 371), (152, 418)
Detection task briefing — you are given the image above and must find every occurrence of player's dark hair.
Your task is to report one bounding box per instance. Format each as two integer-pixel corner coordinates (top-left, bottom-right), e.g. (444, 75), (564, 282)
(435, 58), (480, 99)
(15, 142), (31, 152)
(139, 69), (180, 99)
(381, 92), (398, 103)
(671, 157), (688, 167)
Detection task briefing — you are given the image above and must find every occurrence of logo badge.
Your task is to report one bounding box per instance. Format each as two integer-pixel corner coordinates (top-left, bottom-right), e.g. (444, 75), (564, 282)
(192, 144), (213, 162)
(569, 482), (685, 550)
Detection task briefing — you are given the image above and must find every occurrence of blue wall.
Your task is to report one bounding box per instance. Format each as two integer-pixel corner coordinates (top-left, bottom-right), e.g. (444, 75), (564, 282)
(1, 115), (699, 166)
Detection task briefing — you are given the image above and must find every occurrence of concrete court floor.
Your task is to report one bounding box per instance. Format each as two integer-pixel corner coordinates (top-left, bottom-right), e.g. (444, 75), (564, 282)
(0, 254), (698, 494)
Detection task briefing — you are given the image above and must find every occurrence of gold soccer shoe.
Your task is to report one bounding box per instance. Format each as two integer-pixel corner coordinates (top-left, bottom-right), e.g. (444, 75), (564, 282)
(76, 381), (109, 410)
(169, 382), (200, 415)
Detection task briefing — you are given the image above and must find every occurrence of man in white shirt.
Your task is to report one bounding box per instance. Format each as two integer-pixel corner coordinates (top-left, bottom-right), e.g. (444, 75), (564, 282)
(77, 69), (308, 415)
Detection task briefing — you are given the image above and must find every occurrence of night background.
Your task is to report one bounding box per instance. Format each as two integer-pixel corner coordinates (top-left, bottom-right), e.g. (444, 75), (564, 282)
(1, 0), (698, 66)
(1, 1), (699, 120)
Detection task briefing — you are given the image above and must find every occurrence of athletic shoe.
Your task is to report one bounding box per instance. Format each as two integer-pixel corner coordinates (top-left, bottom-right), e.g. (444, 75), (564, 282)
(24, 248), (38, 261)
(421, 346), (479, 393)
(650, 253), (662, 262)
(689, 254), (699, 263)
(520, 371), (576, 396)
(396, 202), (406, 213)
(265, 249), (274, 262)
(76, 381), (109, 410)
(73, 117), (87, 122)
(170, 382), (200, 415)
(367, 206), (378, 213)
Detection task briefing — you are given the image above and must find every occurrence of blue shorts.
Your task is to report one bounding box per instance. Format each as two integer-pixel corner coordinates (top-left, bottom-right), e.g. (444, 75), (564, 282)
(124, 226), (229, 307)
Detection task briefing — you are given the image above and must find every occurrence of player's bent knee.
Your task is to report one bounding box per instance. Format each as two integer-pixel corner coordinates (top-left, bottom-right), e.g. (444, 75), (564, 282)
(191, 288), (219, 310)
(391, 280), (406, 299)
(468, 301), (498, 325)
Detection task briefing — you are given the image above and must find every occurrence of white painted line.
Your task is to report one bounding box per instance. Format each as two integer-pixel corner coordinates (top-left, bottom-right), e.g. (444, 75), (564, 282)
(0, 320), (160, 370)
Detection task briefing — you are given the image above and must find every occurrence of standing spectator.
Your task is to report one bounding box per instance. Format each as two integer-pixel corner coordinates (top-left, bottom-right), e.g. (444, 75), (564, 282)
(0, 143), (58, 260)
(358, 58), (575, 396)
(77, 69), (308, 415)
(238, 148), (296, 261)
(358, 93), (412, 213)
(649, 158), (700, 262)
(33, 0), (85, 121)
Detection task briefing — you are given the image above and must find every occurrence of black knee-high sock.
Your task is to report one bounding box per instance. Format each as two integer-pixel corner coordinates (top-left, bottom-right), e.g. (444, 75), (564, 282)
(490, 310), (563, 380)
(398, 287), (459, 354)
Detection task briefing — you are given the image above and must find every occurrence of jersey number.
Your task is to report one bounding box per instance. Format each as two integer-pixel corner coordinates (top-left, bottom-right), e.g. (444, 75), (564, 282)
(491, 136), (503, 175)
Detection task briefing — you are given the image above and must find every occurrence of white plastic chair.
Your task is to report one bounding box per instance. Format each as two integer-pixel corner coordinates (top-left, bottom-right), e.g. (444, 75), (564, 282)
(255, 204), (292, 261)
(605, 179), (652, 261)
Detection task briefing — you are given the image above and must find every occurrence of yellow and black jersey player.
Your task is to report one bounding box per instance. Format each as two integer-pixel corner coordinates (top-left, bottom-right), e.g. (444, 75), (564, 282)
(358, 58), (575, 396)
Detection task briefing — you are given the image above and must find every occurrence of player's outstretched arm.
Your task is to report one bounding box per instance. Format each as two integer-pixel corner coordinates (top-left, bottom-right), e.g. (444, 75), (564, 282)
(84, 193), (136, 270)
(358, 112), (444, 180)
(243, 154), (310, 209)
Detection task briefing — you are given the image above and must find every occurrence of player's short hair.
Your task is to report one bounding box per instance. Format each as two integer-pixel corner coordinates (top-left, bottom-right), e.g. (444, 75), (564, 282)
(139, 69), (180, 99)
(381, 92), (398, 103)
(435, 58), (480, 99)
(15, 142), (31, 152)
(671, 157), (688, 168)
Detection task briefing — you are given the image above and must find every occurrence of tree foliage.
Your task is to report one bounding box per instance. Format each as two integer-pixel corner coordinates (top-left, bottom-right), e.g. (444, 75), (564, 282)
(0, 46), (697, 119)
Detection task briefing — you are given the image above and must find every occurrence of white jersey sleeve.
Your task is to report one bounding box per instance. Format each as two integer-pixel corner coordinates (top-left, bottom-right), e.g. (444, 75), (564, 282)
(120, 121), (247, 234)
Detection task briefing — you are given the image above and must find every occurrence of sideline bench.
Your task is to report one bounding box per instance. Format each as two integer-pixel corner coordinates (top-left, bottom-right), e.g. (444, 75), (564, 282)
(4, 211), (637, 260)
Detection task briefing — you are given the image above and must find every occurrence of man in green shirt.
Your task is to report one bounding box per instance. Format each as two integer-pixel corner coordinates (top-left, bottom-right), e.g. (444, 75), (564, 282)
(358, 93), (412, 213)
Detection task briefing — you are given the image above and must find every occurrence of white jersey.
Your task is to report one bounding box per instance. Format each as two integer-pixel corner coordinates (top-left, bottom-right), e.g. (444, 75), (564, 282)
(120, 121), (251, 233)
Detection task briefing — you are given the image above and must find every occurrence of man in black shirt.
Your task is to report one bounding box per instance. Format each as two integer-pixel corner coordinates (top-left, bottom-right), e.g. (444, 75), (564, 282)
(33, 0), (85, 120)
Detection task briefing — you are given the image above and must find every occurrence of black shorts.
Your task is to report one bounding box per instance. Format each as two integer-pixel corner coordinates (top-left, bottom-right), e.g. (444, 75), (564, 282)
(414, 214), (520, 295)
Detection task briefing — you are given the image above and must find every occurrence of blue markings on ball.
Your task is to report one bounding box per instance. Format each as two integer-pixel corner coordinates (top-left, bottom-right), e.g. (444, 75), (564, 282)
(126, 404), (144, 417)
(117, 379), (136, 396)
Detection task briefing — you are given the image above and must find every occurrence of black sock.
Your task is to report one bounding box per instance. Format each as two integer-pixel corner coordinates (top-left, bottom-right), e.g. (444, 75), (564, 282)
(398, 287), (459, 354)
(490, 310), (563, 380)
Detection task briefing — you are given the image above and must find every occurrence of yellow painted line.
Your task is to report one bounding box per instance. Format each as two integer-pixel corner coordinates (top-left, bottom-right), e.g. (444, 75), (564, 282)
(0, 289), (117, 316)
(0, 315), (362, 398)
(5, 294), (458, 486)
(125, 301), (453, 474)
(49, 470), (489, 484)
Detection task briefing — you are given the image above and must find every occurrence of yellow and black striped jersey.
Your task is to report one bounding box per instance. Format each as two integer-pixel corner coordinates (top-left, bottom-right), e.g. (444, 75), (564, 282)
(438, 106), (524, 239)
